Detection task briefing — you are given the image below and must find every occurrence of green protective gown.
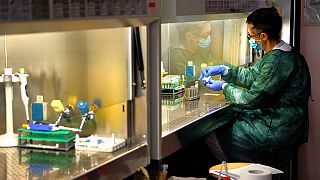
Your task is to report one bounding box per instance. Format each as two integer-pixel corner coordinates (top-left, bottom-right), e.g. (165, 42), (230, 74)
(169, 47), (222, 77)
(218, 48), (311, 161)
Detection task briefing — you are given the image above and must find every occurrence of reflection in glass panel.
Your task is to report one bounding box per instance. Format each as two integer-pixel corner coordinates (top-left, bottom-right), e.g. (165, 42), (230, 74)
(161, 18), (249, 78)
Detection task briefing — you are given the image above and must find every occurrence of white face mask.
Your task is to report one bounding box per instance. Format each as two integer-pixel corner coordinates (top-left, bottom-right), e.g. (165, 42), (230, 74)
(197, 35), (211, 48)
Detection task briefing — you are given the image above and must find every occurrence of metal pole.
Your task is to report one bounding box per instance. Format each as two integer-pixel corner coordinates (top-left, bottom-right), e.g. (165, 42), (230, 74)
(4, 34), (8, 68)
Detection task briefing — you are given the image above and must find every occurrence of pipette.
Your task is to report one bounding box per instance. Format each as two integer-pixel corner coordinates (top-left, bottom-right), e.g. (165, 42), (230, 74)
(15, 68), (30, 122)
(0, 35), (30, 147)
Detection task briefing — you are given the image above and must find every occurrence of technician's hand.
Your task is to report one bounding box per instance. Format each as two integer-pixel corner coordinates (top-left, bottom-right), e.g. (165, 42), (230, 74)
(205, 79), (227, 91)
(198, 65), (227, 80)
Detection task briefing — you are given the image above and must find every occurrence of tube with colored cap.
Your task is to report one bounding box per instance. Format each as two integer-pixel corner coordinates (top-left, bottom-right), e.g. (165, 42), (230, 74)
(51, 100), (74, 126)
(77, 101), (89, 114)
(90, 98), (101, 112)
(51, 100), (64, 113)
(77, 101), (94, 131)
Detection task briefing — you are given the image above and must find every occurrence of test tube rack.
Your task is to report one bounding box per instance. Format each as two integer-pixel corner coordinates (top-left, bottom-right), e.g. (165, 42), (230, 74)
(75, 134), (126, 152)
(184, 85), (200, 101)
(161, 75), (185, 95)
(18, 128), (76, 151)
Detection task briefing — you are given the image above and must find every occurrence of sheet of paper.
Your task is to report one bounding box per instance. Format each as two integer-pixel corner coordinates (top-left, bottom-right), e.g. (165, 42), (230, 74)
(203, 93), (220, 96)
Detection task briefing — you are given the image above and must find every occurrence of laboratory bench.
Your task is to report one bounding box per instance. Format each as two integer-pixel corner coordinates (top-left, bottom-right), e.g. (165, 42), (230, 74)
(145, 87), (234, 179)
(0, 141), (149, 180)
(161, 87), (232, 159)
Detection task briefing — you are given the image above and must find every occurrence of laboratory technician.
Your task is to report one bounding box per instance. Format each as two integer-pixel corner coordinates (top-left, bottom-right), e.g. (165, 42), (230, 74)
(200, 7), (311, 162)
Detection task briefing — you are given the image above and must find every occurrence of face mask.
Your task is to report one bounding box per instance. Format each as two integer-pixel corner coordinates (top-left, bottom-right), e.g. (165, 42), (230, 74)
(249, 38), (262, 50)
(197, 35), (211, 48)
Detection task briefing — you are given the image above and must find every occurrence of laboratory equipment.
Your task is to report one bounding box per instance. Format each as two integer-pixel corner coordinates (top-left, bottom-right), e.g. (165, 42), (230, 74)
(26, 97), (79, 132)
(75, 100), (126, 152)
(19, 99), (78, 150)
(75, 133), (126, 152)
(161, 75), (185, 95)
(0, 35), (30, 147)
(151, 0), (299, 163)
(184, 81), (200, 101)
(0, 0), (160, 178)
(31, 95), (48, 122)
(185, 61), (195, 78)
(18, 99), (79, 151)
(51, 99), (74, 127)
(77, 101), (94, 132)
(16, 68), (30, 122)
(18, 128), (76, 151)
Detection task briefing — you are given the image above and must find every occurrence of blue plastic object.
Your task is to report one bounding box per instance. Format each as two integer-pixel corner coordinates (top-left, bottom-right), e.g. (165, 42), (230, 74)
(92, 98), (102, 108)
(85, 138), (104, 144)
(77, 101), (89, 114)
(185, 65), (195, 78)
(28, 122), (52, 131)
(31, 102), (47, 122)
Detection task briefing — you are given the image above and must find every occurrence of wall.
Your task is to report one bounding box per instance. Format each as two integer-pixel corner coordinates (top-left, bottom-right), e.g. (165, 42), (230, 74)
(299, 25), (320, 179)
(0, 32), (88, 133)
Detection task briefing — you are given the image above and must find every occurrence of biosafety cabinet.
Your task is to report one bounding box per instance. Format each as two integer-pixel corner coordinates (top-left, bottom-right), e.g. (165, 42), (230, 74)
(151, 0), (299, 162)
(0, 0), (160, 179)
(152, 0), (258, 161)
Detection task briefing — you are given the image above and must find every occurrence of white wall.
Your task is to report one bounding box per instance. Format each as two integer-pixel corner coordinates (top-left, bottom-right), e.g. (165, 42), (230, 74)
(299, 25), (320, 179)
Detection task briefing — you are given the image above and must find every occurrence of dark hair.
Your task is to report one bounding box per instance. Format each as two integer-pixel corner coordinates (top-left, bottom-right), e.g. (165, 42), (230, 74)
(246, 7), (282, 41)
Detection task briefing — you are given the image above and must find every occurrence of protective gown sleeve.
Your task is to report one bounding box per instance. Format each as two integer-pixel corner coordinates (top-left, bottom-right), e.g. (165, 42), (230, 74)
(222, 63), (260, 89)
(221, 50), (294, 109)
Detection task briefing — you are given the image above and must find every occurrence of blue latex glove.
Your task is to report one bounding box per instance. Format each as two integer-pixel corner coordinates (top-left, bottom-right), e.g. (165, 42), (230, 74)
(200, 76), (212, 85)
(205, 79), (226, 91)
(198, 65), (227, 80)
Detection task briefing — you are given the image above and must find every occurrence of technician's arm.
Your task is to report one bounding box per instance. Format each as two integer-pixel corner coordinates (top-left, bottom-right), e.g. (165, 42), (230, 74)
(222, 52), (295, 109)
(221, 63), (260, 89)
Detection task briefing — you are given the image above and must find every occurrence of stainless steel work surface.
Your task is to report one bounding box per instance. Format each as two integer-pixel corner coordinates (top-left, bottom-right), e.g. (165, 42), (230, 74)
(160, 87), (232, 158)
(161, 88), (229, 137)
(0, 142), (148, 180)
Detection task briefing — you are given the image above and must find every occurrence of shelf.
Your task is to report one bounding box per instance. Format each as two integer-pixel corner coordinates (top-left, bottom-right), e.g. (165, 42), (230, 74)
(0, 16), (159, 35)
